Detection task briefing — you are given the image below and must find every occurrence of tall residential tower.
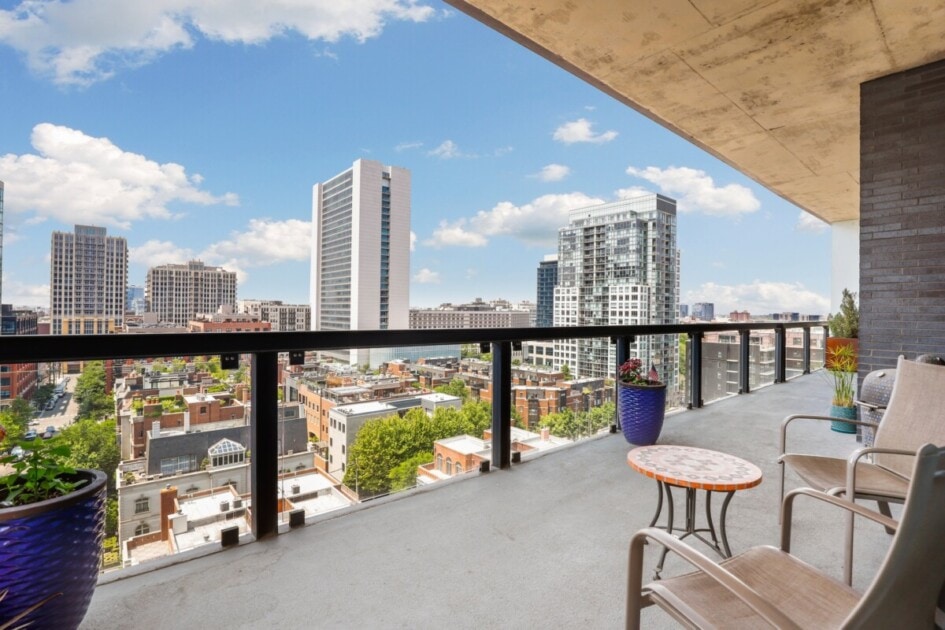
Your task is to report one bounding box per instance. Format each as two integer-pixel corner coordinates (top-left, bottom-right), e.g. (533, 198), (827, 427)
(146, 260), (237, 326)
(310, 159), (410, 365)
(536, 254), (558, 327)
(553, 193), (679, 392)
(51, 225), (128, 335)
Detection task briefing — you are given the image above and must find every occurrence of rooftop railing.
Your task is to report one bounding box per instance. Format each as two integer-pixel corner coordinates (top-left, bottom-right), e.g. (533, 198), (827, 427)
(1, 320), (827, 543)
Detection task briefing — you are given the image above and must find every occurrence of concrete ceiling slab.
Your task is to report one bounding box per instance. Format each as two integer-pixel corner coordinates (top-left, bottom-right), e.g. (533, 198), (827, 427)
(445, 0), (945, 224)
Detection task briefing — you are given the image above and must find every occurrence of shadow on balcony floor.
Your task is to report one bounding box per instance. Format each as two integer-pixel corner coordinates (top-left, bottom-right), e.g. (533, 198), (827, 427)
(83, 373), (893, 629)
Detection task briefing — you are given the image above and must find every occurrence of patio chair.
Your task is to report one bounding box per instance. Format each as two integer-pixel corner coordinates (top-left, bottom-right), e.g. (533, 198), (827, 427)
(778, 355), (945, 583)
(626, 443), (945, 629)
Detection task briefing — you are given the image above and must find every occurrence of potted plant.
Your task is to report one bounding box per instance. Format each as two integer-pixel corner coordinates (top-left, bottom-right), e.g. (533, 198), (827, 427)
(826, 288), (859, 369)
(826, 342), (858, 434)
(0, 429), (106, 629)
(616, 358), (666, 446)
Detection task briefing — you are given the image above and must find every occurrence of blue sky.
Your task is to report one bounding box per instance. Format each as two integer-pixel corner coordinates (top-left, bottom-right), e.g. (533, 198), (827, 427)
(0, 1), (831, 315)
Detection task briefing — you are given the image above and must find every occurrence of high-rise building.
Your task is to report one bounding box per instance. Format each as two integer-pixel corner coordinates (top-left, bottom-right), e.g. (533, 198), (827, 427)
(310, 159), (411, 365)
(553, 193), (679, 392)
(146, 260), (237, 327)
(692, 302), (715, 321)
(51, 225), (128, 335)
(0, 181), (4, 307)
(1, 304), (38, 405)
(238, 299), (311, 332)
(126, 285), (145, 315)
(536, 254), (558, 327)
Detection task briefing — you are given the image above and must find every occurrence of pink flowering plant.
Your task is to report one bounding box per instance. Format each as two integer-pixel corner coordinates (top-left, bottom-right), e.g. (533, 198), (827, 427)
(618, 358), (662, 386)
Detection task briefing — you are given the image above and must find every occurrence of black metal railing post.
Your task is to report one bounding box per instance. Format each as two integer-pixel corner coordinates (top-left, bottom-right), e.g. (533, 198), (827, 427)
(491, 341), (512, 470)
(739, 330), (751, 394)
(251, 351), (279, 538)
(803, 326), (811, 374)
(689, 331), (703, 409)
(613, 335), (633, 428)
(774, 326), (787, 384)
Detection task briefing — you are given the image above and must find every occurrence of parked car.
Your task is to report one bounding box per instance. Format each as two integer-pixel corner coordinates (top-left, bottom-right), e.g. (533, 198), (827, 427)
(41, 431), (54, 440)
(23, 430), (38, 441)
(45, 426), (56, 435)
(10, 445), (24, 459)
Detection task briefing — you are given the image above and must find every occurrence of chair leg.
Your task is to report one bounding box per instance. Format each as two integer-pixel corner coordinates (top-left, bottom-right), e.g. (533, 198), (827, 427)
(778, 462), (785, 524)
(843, 493), (855, 586)
(876, 501), (895, 535)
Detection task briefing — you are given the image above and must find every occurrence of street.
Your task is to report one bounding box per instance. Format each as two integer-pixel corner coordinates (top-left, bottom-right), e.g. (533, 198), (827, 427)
(30, 376), (78, 432)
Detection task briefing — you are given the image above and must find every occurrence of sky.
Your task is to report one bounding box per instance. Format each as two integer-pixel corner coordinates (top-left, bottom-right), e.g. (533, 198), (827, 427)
(0, 0), (831, 316)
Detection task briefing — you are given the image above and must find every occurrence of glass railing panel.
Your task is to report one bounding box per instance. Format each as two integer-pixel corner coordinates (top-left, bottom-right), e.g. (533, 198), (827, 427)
(113, 354), (255, 572)
(700, 330), (741, 405)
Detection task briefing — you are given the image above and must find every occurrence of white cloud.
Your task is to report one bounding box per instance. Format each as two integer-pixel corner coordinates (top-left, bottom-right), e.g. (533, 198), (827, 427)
(410, 230), (417, 251)
(0, 279), (50, 307)
(0, 123), (238, 228)
(0, 1), (438, 86)
(395, 141), (423, 152)
(552, 118), (618, 144)
(615, 186), (652, 200)
(626, 165), (759, 218)
(413, 268), (440, 283)
(425, 219), (488, 248)
(200, 218), (311, 266)
(424, 192), (603, 249)
(129, 240), (196, 268)
(428, 139), (464, 159)
(685, 281), (829, 315)
(796, 211), (828, 233)
(533, 163), (571, 182)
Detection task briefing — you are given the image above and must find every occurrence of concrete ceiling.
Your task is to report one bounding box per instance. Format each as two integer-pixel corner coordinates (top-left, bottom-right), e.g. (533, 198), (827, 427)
(443, 0), (945, 223)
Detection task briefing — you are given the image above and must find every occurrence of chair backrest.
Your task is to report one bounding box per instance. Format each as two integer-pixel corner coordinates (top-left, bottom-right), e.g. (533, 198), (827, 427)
(873, 357), (945, 476)
(843, 443), (945, 628)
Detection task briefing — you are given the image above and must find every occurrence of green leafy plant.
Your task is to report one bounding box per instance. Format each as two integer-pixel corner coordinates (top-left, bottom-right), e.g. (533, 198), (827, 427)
(829, 288), (859, 338)
(826, 343), (857, 407)
(0, 440), (81, 507)
(618, 358), (662, 386)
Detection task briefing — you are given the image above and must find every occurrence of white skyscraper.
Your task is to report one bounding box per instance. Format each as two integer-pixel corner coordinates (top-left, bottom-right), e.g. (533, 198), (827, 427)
(51, 225), (128, 335)
(554, 193), (679, 393)
(310, 159), (411, 365)
(146, 260), (237, 326)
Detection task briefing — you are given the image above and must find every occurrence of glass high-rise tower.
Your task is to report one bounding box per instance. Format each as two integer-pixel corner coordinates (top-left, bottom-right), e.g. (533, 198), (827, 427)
(553, 193), (679, 392)
(536, 255), (558, 328)
(310, 159), (411, 365)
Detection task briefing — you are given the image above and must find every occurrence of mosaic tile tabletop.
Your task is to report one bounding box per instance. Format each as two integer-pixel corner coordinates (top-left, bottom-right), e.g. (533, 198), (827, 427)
(627, 445), (763, 491)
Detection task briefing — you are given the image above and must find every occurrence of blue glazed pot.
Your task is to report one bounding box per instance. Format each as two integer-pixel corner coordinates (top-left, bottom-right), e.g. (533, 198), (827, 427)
(830, 404), (858, 434)
(0, 469), (107, 630)
(618, 382), (667, 446)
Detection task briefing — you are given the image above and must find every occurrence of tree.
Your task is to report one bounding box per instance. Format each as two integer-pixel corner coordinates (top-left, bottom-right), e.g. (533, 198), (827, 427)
(58, 419), (121, 494)
(105, 497), (119, 537)
(32, 383), (56, 409)
(0, 399), (32, 446)
(73, 361), (113, 421)
(434, 378), (469, 401)
(560, 364), (572, 380)
(388, 452), (433, 492)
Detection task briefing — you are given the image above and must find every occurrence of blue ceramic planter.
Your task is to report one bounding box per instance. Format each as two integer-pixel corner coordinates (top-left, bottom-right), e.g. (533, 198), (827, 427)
(618, 382), (667, 446)
(0, 469), (107, 630)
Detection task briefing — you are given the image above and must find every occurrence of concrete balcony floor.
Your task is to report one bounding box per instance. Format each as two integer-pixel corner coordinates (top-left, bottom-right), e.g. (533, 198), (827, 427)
(83, 373), (895, 629)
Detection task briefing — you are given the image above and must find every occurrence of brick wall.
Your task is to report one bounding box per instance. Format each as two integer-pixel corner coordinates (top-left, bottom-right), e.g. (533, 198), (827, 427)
(860, 59), (945, 375)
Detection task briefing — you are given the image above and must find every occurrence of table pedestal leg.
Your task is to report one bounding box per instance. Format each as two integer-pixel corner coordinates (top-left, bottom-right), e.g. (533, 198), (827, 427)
(651, 485), (737, 580)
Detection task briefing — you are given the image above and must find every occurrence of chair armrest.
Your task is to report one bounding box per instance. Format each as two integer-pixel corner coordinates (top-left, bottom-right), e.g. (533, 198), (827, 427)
(853, 399), (885, 412)
(627, 528), (802, 630)
(780, 487), (899, 553)
(779, 414), (873, 457)
(845, 447), (914, 501)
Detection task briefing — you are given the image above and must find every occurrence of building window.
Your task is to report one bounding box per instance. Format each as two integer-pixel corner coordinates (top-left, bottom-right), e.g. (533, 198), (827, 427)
(436, 454), (442, 471)
(134, 497), (149, 514)
(134, 523), (150, 536)
(455, 462), (463, 474)
(446, 458), (452, 475)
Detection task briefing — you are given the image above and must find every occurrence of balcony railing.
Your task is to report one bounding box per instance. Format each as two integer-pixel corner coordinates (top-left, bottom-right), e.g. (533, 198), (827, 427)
(0, 320), (827, 543)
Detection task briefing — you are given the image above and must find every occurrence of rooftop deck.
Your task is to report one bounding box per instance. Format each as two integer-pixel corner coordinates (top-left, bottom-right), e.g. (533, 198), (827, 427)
(82, 372), (893, 629)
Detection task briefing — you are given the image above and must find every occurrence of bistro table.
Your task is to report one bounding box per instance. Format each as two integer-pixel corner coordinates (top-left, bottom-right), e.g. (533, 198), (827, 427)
(626, 444), (763, 579)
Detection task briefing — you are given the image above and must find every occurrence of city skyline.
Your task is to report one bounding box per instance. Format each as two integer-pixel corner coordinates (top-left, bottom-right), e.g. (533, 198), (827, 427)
(0, 2), (831, 316)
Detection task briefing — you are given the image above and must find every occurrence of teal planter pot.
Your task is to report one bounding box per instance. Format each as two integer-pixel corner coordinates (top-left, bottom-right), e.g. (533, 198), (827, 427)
(830, 404), (858, 434)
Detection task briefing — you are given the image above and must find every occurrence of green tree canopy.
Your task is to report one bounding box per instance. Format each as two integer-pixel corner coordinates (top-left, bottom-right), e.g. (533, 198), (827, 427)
(0, 399), (33, 446)
(388, 451), (433, 492)
(343, 401), (491, 495)
(73, 361), (113, 421)
(434, 378), (469, 401)
(58, 418), (121, 495)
